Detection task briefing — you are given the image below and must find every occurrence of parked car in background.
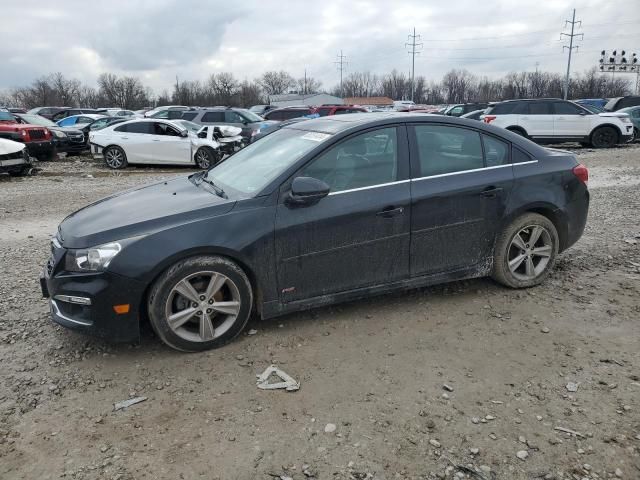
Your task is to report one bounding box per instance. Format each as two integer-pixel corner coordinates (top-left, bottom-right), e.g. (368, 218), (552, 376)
(6, 107), (27, 114)
(460, 109), (486, 121)
(0, 138), (33, 176)
(183, 107), (276, 142)
(174, 120), (244, 157)
(87, 117), (128, 132)
(616, 106), (640, 141)
(262, 106), (316, 122)
(0, 108), (55, 160)
(604, 96), (640, 112)
(251, 116), (311, 141)
(574, 98), (608, 110)
(12, 113), (86, 154)
(313, 105), (368, 116)
(27, 106), (65, 119)
(89, 119), (223, 169)
(144, 106), (190, 118)
(393, 100), (415, 110)
(444, 103), (489, 117)
(96, 108), (140, 118)
(42, 112), (589, 351)
(249, 105), (278, 116)
(56, 114), (107, 128)
(51, 108), (101, 122)
(482, 98), (633, 148)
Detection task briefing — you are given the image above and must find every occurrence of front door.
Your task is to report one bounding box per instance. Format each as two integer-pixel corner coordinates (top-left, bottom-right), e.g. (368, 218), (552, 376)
(552, 101), (592, 137)
(408, 124), (513, 276)
(150, 122), (191, 164)
(274, 126), (411, 302)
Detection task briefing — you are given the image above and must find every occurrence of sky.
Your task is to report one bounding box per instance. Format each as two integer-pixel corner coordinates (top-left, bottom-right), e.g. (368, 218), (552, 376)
(1, 0), (638, 94)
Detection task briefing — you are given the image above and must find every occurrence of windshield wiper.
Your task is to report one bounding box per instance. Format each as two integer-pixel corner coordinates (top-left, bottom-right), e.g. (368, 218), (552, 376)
(192, 171), (227, 199)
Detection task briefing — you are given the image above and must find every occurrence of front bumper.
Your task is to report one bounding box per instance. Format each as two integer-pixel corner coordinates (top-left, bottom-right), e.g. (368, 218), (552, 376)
(41, 254), (144, 343)
(26, 140), (55, 156)
(54, 136), (87, 153)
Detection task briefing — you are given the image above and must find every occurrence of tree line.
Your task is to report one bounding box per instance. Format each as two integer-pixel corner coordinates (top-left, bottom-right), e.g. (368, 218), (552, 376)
(0, 67), (632, 110)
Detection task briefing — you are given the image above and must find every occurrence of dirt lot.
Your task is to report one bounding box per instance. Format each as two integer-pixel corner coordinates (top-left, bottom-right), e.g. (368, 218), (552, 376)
(1, 145), (639, 480)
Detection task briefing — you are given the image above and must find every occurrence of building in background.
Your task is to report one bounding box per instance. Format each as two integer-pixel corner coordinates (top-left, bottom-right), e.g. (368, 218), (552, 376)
(269, 93), (344, 107)
(344, 96), (394, 110)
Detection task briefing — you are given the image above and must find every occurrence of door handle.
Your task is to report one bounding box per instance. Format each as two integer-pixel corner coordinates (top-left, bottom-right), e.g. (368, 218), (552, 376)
(152, 139), (160, 142)
(376, 206), (404, 218)
(479, 187), (503, 198)
(120, 136), (129, 140)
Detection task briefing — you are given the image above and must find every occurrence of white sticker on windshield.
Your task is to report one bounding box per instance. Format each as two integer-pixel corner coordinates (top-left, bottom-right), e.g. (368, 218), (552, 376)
(301, 132), (330, 142)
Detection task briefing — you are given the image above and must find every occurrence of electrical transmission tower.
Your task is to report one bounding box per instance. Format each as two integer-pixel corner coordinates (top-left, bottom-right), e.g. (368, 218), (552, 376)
(405, 27), (423, 102)
(561, 9), (583, 100)
(335, 51), (348, 99)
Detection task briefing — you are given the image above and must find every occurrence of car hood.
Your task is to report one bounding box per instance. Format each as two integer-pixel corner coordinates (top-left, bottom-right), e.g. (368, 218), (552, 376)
(58, 175), (235, 248)
(0, 137), (25, 154)
(598, 112), (630, 119)
(50, 126), (84, 134)
(250, 120), (278, 129)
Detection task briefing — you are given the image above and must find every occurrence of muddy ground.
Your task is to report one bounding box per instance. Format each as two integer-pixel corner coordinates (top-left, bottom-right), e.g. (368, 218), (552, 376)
(0, 145), (639, 480)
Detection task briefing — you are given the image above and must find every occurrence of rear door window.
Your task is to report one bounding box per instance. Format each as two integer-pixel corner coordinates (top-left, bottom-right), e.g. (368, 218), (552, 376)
(528, 102), (552, 115)
(201, 112), (225, 122)
(181, 112), (197, 121)
(413, 125), (484, 177)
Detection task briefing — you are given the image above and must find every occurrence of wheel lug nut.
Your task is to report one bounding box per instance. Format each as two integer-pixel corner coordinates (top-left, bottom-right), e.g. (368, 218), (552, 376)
(192, 303), (198, 308)
(206, 309), (212, 313)
(196, 311), (202, 315)
(208, 299), (214, 304)
(199, 295), (206, 301)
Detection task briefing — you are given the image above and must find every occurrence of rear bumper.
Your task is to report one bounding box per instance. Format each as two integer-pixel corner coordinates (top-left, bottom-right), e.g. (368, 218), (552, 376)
(561, 188), (590, 251)
(41, 265), (144, 343)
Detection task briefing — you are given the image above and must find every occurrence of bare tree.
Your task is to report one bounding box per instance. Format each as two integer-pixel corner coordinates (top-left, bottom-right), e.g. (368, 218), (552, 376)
(295, 76), (322, 95)
(258, 71), (295, 96)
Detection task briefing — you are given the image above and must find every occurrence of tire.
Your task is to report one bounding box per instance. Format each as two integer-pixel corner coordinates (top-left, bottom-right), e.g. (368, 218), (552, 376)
(590, 126), (618, 148)
(491, 213), (559, 289)
(147, 255), (253, 352)
(104, 145), (128, 169)
(194, 147), (215, 169)
(633, 127), (639, 143)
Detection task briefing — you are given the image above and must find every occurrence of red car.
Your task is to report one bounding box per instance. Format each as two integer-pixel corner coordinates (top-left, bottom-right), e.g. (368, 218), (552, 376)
(0, 109), (55, 160)
(313, 105), (368, 116)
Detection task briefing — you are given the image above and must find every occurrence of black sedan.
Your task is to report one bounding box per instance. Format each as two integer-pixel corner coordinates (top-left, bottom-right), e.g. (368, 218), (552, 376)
(41, 113), (589, 351)
(13, 113), (86, 153)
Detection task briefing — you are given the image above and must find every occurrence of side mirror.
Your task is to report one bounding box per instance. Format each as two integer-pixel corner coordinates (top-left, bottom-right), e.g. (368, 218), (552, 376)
(287, 177), (330, 206)
(180, 130), (189, 138)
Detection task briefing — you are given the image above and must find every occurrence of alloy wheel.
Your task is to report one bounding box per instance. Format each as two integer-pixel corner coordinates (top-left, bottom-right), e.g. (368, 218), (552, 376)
(164, 271), (241, 343)
(105, 148), (124, 168)
(507, 225), (553, 281)
(195, 149), (212, 169)
(593, 128), (616, 148)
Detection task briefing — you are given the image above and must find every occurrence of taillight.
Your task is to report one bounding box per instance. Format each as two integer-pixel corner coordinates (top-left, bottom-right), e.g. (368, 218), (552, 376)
(483, 115), (496, 124)
(573, 163), (589, 185)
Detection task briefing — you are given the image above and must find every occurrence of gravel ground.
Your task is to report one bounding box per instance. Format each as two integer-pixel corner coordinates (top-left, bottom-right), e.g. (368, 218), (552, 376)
(0, 145), (639, 480)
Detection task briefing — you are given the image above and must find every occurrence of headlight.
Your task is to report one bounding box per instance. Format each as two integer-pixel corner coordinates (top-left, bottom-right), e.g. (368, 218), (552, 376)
(65, 242), (122, 272)
(620, 117), (631, 124)
(53, 130), (66, 138)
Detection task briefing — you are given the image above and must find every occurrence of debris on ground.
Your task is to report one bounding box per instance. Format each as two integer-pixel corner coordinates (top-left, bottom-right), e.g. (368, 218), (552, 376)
(113, 396), (148, 411)
(256, 365), (300, 392)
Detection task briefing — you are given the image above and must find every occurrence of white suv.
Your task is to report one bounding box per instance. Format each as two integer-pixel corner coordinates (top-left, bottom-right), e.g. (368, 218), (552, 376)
(482, 99), (633, 148)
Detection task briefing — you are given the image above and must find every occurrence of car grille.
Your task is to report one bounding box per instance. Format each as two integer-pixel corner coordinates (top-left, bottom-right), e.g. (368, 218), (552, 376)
(29, 129), (46, 140)
(0, 149), (24, 161)
(68, 133), (84, 143)
(46, 257), (55, 276)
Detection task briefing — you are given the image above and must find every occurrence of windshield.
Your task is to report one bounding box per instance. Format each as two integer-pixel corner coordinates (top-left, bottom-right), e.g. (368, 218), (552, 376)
(240, 110), (265, 123)
(175, 120), (202, 132)
(17, 114), (56, 126)
(205, 128), (331, 196)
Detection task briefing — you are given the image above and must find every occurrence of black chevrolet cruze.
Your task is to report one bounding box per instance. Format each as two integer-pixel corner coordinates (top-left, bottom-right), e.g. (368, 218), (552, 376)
(41, 113), (589, 352)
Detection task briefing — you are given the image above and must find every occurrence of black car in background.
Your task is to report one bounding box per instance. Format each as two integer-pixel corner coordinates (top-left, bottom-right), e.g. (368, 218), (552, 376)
(13, 113), (86, 154)
(262, 106), (317, 121)
(51, 108), (101, 122)
(27, 106), (66, 120)
(41, 113), (589, 352)
(444, 103), (489, 116)
(604, 96), (640, 111)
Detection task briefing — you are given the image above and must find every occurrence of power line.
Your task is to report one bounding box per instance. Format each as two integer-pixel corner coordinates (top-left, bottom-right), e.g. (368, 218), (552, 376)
(334, 50), (348, 98)
(405, 27), (423, 102)
(561, 8), (583, 99)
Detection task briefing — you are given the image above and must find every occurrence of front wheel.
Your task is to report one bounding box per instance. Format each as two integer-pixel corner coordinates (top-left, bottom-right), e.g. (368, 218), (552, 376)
(147, 256), (253, 352)
(194, 147), (216, 169)
(104, 146), (127, 169)
(492, 213), (559, 288)
(590, 126), (618, 148)
(633, 127), (639, 143)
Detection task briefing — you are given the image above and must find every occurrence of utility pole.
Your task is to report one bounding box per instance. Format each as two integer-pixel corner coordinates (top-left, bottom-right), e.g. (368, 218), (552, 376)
(335, 51), (347, 98)
(561, 9), (583, 100)
(405, 27), (423, 102)
(304, 68), (307, 95)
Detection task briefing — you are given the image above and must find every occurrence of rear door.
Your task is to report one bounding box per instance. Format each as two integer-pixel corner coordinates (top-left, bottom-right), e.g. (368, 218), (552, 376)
(274, 126), (411, 302)
(552, 101), (591, 137)
(522, 101), (554, 138)
(408, 124), (513, 276)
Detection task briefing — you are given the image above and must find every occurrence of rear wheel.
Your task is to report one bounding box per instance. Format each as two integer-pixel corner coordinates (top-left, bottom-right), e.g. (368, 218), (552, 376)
(590, 126), (618, 148)
(507, 127), (527, 138)
(104, 146), (127, 169)
(492, 213), (559, 288)
(147, 256), (253, 352)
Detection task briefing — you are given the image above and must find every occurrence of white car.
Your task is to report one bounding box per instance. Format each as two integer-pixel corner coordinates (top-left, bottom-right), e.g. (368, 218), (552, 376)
(99, 108), (141, 118)
(88, 119), (224, 169)
(144, 105), (190, 118)
(0, 137), (32, 176)
(481, 99), (634, 148)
